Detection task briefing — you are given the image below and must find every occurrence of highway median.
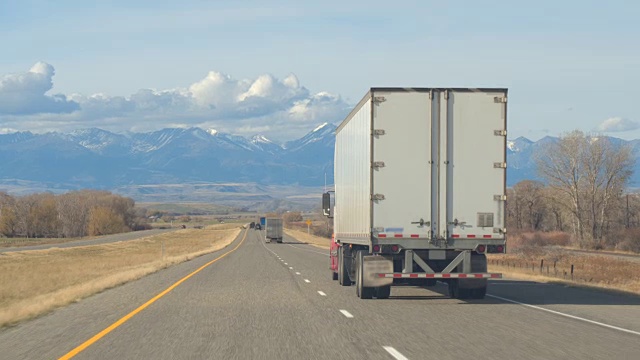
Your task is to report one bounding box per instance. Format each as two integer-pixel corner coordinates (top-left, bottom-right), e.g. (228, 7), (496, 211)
(0, 224), (242, 328)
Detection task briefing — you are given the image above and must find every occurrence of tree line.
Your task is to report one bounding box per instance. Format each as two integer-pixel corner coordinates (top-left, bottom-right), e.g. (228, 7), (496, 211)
(508, 130), (639, 251)
(0, 190), (149, 238)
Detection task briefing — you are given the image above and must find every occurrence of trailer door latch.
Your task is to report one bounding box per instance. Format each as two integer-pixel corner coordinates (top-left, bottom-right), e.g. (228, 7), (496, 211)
(411, 218), (431, 227)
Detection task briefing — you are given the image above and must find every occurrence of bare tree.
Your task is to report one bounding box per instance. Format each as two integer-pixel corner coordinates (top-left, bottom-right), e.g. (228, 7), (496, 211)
(537, 130), (634, 246)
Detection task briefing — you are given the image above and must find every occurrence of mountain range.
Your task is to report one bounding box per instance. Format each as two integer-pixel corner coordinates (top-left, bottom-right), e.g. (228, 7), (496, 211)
(2, 126), (640, 206)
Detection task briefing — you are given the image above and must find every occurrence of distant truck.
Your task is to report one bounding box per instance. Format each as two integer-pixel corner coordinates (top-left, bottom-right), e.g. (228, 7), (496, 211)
(265, 218), (283, 243)
(323, 88), (507, 300)
(260, 217), (266, 227)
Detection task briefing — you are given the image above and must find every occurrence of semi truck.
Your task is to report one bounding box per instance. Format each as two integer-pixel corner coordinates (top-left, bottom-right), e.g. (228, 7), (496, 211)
(265, 218), (283, 243)
(323, 88), (507, 300)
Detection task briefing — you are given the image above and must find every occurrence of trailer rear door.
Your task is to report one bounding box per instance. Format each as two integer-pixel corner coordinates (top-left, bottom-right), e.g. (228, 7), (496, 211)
(371, 91), (432, 238)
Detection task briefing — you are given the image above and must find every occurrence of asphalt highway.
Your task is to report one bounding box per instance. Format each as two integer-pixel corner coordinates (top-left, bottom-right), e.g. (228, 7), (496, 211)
(0, 229), (638, 359)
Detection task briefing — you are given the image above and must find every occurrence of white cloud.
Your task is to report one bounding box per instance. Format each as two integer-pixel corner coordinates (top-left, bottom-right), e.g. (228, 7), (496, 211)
(0, 63), (351, 141)
(597, 117), (640, 132)
(0, 62), (79, 115)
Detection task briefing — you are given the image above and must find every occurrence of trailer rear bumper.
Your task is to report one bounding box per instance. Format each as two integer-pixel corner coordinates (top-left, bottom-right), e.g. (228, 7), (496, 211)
(377, 273), (501, 279)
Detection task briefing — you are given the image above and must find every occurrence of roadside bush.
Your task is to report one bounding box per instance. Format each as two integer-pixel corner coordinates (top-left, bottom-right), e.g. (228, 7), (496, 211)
(507, 231), (571, 254)
(611, 228), (640, 253)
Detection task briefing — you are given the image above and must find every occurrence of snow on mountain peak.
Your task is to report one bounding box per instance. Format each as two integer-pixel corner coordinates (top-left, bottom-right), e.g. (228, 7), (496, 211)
(251, 134), (274, 144)
(313, 123), (328, 132)
(207, 129), (219, 136)
(507, 141), (517, 152)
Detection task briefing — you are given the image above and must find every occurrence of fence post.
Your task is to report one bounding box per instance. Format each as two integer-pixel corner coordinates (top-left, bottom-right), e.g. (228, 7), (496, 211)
(571, 264), (574, 280)
(540, 259), (544, 273)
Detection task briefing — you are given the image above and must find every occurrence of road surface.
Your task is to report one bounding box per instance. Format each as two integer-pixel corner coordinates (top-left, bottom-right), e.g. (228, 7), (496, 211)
(0, 229), (639, 359)
(0, 229), (178, 253)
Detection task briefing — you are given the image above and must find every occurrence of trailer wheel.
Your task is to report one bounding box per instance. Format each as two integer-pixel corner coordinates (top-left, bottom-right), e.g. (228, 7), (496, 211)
(332, 271), (338, 281)
(277, 238), (282, 243)
(375, 285), (391, 299)
(355, 251), (374, 299)
(338, 247), (351, 286)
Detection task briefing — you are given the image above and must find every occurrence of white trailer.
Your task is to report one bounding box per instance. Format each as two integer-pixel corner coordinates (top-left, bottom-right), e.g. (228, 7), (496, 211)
(323, 88), (507, 299)
(265, 218), (283, 243)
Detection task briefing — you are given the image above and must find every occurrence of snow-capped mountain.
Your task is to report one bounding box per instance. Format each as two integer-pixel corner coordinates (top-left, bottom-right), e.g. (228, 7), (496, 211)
(0, 123), (336, 189)
(4, 123), (640, 195)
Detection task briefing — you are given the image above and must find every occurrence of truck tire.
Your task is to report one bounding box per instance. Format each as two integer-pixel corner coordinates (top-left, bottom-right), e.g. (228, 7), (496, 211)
(332, 271), (339, 281)
(375, 285), (391, 299)
(277, 238), (282, 243)
(355, 250), (374, 299)
(450, 254), (488, 300)
(338, 247), (351, 286)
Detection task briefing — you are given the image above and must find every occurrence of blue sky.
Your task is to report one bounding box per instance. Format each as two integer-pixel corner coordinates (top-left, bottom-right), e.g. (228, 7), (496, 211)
(1, 0), (639, 141)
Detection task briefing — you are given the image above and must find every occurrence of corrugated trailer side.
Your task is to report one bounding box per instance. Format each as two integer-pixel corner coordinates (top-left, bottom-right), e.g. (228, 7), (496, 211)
(334, 94), (372, 246)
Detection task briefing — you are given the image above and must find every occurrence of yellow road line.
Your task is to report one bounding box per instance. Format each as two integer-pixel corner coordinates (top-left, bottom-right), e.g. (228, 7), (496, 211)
(59, 229), (249, 360)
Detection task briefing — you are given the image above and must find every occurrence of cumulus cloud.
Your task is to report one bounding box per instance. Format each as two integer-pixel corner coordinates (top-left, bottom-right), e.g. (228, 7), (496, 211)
(597, 117), (640, 132)
(0, 63), (350, 140)
(0, 62), (79, 115)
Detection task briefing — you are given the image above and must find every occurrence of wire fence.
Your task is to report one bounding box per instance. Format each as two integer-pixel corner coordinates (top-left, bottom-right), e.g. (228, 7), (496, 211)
(489, 258), (578, 281)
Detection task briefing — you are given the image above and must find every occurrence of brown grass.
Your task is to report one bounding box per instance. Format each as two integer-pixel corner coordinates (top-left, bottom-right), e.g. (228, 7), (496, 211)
(488, 250), (640, 295)
(0, 225), (242, 327)
(284, 228), (330, 249)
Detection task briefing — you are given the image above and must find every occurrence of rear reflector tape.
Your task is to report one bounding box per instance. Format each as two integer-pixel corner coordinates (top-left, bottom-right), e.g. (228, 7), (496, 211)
(377, 273), (502, 279)
(467, 235), (476, 238)
(452, 234), (460, 238)
(394, 234), (403, 238)
(411, 234), (419, 238)
(483, 235), (492, 238)
(378, 234), (387, 238)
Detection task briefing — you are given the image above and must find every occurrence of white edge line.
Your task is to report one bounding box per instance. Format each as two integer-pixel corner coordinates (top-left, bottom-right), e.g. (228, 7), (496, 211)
(487, 294), (640, 336)
(295, 272), (301, 275)
(284, 263), (288, 265)
(339, 310), (353, 318)
(304, 279), (310, 283)
(289, 266), (293, 270)
(317, 291), (327, 296)
(287, 243), (329, 256)
(383, 346), (409, 360)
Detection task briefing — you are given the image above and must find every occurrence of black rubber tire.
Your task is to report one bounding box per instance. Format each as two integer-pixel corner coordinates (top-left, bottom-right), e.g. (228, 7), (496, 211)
(376, 285), (391, 299)
(338, 247), (351, 286)
(277, 239), (282, 243)
(452, 254), (488, 299)
(332, 271), (339, 281)
(356, 251), (374, 299)
(448, 280), (459, 298)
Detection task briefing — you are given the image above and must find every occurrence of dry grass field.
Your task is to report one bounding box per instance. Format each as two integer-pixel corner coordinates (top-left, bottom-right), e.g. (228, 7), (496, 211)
(0, 224), (242, 327)
(284, 228), (330, 249)
(488, 252), (640, 295)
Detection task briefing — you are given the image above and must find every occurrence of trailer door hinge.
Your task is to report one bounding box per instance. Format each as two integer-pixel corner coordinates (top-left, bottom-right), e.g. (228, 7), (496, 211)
(372, 161), (385, 169)
(373, 96), (386, 104)
(493, 162), (507, 169)
(373, 129), (386, 136)
(494, 130), (507, 136)
(494, 194), (507, 201)
(493, 227), (507, 234)
(494, 96), (507, 103)
(371, 193), (386, 201)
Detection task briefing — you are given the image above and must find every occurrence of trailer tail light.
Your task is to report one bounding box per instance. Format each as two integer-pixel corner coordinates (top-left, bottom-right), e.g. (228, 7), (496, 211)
(487, 245), (506, 253)
(391, 245), (399, 252)
(372, 245), (381, 253)
(476, 245), (486, 254)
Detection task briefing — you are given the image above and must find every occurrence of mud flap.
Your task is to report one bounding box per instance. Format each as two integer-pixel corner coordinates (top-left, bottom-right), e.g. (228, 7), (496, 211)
(362, 256), (393, 288)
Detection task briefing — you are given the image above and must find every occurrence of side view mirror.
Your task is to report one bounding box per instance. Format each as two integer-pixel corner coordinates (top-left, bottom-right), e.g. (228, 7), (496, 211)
(322, 192), (331, 217)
